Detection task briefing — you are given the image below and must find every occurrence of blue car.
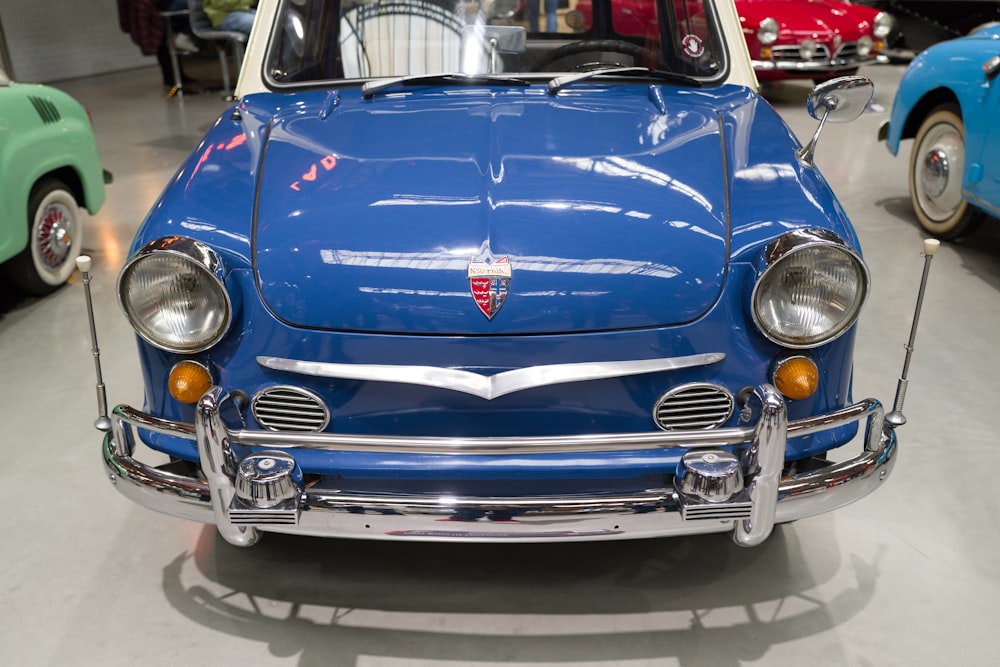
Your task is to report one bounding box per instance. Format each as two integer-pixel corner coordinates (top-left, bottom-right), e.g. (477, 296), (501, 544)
(87, 0), (907, 548)
(881, 23), (1000, 239)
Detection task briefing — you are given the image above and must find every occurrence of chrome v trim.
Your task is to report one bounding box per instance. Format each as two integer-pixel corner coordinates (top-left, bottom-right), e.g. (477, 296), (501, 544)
(257, 353), (726, 400)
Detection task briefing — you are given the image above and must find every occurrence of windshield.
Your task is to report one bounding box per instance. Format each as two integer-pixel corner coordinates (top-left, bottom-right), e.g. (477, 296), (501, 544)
(265, 0), (726, 87)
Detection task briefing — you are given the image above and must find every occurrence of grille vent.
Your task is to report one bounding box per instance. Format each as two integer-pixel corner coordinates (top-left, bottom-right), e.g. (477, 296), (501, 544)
(29, 96), (61, 124)
(771, 44), (831, 63)
(834, 43), (862, 59)
(653, 384), (734, 431)
(252, 386), (330, 432)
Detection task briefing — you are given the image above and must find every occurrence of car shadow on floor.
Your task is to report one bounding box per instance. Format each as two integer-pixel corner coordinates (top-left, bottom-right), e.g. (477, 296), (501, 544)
(0, 285), (27, 316)
(878, 195), (1000, 293)
(157, 523), (883, 665)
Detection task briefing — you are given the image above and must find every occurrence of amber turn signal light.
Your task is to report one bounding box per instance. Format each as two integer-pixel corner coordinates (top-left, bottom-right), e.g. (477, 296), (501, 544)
(168, 360), (213, 404)
(773, 356), (819, 400)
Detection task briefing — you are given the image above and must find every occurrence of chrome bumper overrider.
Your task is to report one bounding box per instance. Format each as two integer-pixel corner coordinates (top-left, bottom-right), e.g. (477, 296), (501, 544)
(102, 385), (896, 548)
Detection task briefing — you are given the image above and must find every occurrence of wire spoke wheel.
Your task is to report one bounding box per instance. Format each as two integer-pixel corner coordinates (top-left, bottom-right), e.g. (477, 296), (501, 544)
(3, 178), (83, 294)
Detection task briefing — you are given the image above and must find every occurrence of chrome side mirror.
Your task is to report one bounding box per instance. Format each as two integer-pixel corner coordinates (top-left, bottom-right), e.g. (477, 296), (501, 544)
(462, 25), (527, 74)
(796, 75), (875, 166)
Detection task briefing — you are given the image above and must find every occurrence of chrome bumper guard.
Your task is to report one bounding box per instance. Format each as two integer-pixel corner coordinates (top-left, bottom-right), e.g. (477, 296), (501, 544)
(102, 385), (896, 548)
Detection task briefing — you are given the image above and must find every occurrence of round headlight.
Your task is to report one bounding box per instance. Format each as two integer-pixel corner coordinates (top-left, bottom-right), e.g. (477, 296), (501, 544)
(799, 39), (818, 61)
(873, 11), (894, 39)
(757, 17), (779, 46)
(856, 34), (874, 57)
(119, 238), (232, 353)
(752, 230), (869, 348)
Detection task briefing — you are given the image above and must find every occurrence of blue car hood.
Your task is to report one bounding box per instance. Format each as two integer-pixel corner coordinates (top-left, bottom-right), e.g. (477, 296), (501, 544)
(254, 88), (729, 334)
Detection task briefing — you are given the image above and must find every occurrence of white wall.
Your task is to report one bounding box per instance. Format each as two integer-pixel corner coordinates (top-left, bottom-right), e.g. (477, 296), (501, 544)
(1, 0), (151, 83)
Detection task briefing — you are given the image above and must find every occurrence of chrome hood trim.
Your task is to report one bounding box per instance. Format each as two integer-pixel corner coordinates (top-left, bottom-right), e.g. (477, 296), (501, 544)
(257, 353), (725, 400)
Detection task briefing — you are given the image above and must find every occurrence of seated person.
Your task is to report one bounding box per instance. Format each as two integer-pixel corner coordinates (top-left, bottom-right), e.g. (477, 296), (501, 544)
(204, 0), (256, 38)
(116, 0), (197, 89)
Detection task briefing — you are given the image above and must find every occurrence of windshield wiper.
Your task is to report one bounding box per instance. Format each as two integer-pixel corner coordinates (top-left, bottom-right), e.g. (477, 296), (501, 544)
(547, 67), (704, 95)
(362, 73), (531, 99)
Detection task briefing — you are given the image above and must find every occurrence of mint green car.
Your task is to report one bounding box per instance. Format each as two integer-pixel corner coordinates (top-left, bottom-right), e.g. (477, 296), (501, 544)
(0, 65), (108, 294)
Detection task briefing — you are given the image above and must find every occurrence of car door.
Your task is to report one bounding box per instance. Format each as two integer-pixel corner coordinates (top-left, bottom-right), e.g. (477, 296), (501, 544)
(965, 54), (1000, 218)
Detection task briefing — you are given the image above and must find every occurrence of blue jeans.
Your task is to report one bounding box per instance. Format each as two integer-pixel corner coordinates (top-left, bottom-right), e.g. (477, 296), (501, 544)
(218, 9), (256, 38)
(529, 0), (558, 33)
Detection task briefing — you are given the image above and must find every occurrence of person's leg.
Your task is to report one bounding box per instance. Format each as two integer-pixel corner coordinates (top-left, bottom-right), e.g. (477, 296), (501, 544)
(165, 0), (193, 36)
(156, 38), (194, 88)
(156, 40), (174, 86)
(528, 0), (540, 32)
(217, 10), (256, 38)
(545, 0), (558, 32)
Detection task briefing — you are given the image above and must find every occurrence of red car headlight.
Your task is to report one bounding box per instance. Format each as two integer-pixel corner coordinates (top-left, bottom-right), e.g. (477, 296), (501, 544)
(757, 17), (779, 46)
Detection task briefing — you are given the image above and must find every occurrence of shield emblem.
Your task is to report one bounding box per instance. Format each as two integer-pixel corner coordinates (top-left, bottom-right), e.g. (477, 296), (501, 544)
(468, 256), (511, 319)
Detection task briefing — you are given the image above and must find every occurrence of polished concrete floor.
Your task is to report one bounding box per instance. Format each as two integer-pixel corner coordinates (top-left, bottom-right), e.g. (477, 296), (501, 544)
(1, 62), (998, 666)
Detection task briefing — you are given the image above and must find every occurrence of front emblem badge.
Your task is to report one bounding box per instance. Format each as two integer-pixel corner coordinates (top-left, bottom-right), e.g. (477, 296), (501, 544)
(468, 256), (511, 319)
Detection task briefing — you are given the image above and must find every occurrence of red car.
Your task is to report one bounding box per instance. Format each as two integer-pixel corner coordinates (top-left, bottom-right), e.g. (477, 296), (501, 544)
(569, 1), (705, 42)
(569, 0), (893, 82)
(741, 0), (894, 81)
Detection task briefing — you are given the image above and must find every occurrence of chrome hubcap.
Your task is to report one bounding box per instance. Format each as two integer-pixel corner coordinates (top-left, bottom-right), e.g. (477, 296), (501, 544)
(914, 122), (964, 222)
(920, 148), (949, 198)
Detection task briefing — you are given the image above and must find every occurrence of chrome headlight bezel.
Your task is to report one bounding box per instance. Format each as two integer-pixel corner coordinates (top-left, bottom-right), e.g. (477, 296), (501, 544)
(873, 11), (894, 39)
(757, 17), (780, 46)
(751, 229), (870, 349)
(118, 237), (233, 353)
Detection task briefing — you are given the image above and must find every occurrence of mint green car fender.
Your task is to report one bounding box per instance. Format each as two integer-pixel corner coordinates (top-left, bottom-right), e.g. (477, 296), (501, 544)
(0, 80), (106, 266)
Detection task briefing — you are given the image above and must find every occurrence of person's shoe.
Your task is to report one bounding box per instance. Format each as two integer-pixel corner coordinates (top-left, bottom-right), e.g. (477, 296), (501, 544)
(173, 33), (199, 54)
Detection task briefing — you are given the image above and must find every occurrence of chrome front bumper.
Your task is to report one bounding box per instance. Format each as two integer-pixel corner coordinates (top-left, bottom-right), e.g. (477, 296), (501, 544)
(102, 385), (896, 548)
(752, 55), (885, 74)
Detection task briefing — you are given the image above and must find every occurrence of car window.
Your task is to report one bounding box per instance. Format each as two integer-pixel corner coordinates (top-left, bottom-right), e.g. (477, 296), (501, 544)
(264, 0), (726, 87)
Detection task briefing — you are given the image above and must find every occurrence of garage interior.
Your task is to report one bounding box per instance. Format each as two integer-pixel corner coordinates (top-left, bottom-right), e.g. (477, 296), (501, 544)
(1, 4), (998, 666)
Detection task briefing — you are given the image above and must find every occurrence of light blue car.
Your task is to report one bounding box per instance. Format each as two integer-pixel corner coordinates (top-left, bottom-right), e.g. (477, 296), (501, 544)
(881, 24), (1000, 239)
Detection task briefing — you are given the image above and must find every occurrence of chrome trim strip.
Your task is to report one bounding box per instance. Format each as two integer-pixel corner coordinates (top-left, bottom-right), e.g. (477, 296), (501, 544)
(964, 189), (1000, 217)
(114, 403), (757, 454)
(256, 353), (726, 400)
(113, 395), (879, 456)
